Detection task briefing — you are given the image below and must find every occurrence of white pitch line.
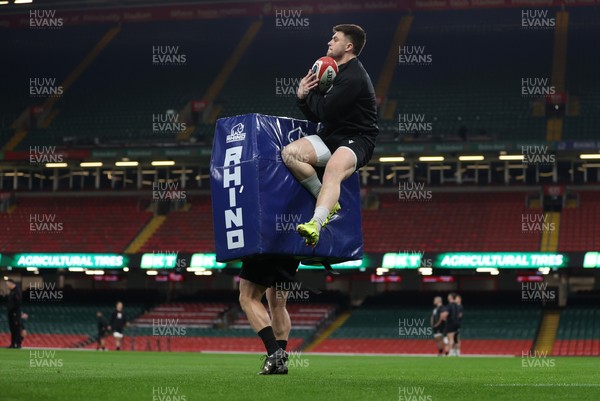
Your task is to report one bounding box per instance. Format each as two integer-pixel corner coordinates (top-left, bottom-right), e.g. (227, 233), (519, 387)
(484, 384), (600, 387)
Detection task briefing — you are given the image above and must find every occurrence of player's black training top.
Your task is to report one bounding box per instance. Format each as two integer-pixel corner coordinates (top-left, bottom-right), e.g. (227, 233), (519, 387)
(7, 284), (22, 317)
(432, 305), (446, 329)
(446, 302), (460, 327)
(457, 304), (464, 326)
(109, 310), (126, 332)
(97, 315), (108, 335)
(297, 57), (379, 145)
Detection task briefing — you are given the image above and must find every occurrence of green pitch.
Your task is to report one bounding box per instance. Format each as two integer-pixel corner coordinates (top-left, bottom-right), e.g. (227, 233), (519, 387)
(1, 349), (599, 401)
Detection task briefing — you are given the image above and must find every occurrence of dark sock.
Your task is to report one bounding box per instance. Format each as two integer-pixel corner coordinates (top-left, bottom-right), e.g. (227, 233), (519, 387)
(258, 326), (280, 355)
(277, 340), (288, 351)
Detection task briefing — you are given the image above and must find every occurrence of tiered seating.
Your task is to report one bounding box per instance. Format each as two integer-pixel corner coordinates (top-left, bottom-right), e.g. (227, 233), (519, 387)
(139, 196), (214, 253)
(0, 301), (145, 348)
(83, 301), (329, 352)
(83, 334), (306, 353)
(363, 192), (540, 252)
(313, 294), (540, 355)
(1, 25), (108, 135)
(6, 7), (596, 149)
(16, 19), (250, 149)
(558, 192), (600, 251)
(0, 196), (151, 252)
(385, 9), (553, 142)
(553, 306), (600, 356)
(133, 302), (229, 328)
(232, 304), (335, 330)
(0, 333), (88, 348)
(563, 8), (600, 140)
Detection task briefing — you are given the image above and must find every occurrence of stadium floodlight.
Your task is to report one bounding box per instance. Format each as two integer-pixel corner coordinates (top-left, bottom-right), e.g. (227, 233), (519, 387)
(379, 156), (405, 162)
(499, 155), (524, 161)
(151, 161), (176, 166)
(84, 269), (104, 275)
(476, 268), (499, 275)
(68, 267), (85, 272)
(459, 155), (485, 161)
(123, 267), (130, 272)
(45, 163), (68, 168)
(80, 162), (103, 168)
(418, 156), (444, 162)
(580, 154), (600, 160)
(145, 270), (158, 276)
(194, 270), (213, 276)
(0, 1), (10, 5)
(115, 161), (139, 167)
(26, 267), (38, 272)
(418, 267), (433, 275)
(14, 0), (33, 4)
(538, 267), (551, 275)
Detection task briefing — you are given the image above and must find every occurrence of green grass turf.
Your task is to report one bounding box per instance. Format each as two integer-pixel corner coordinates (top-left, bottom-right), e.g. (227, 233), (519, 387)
(1, 350), (599, 401)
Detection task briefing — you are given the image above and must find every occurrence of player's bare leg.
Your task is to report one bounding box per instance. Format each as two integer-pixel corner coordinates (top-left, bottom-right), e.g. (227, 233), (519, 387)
(239, 279), (270, 331)
(239, 279), (287, 374)
(434, 334), (444, 356)
(281, 138), (318, 183)
(266, 287), (291, 350)
(318, 147), (355, 211)
(297, 148), (355, 246)
(446, 332), (455, 356)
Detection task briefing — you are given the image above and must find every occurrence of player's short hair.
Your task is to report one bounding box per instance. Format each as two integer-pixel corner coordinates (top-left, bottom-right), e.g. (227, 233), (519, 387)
(333, 24), (366, 56)
(448, 292), (457, 300)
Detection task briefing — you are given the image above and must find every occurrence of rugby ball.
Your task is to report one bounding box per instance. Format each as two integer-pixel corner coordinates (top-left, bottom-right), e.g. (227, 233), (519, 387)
(311, 56), (338, 92)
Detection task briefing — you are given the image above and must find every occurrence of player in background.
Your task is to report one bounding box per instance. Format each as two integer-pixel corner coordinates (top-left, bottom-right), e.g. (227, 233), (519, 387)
(282, 24), (378, 246)
(108, 301), (127, 351)
(96, 311), (108, 351)
(452, 294), (464, 356)
(430, 296), (447, 356)
(238, 256), (300, 375)
(20, 312), (28, 347)
(444, 293), (460, 356)
(5, 278), (23, 349)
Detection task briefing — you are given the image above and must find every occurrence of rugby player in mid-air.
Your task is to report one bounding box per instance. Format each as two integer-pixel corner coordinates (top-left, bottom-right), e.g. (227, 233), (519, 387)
(282, 24), (379, 246)
(430, 296), (447, 356)
(238, 256), (300, 375)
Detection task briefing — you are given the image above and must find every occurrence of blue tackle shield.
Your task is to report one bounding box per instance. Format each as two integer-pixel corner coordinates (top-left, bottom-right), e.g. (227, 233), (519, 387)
(210, 113), (363, 264)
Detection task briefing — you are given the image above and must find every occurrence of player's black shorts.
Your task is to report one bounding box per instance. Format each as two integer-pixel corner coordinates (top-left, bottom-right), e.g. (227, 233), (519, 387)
(322, 134), (375, 171)
(433, 327), (445, 336)
(239, 256), (300, 288)
(445, 323), (460, 334)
